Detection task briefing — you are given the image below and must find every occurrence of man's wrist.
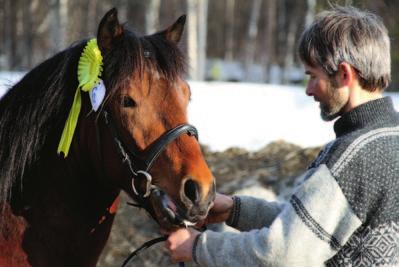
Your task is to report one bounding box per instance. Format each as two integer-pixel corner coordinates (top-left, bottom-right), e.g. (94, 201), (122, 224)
(191, 232), (202, 264)
(226, 196), (240, 227)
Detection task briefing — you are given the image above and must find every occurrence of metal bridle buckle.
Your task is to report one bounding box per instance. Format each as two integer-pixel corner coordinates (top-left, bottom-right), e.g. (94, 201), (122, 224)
(132, 170), (153, 198)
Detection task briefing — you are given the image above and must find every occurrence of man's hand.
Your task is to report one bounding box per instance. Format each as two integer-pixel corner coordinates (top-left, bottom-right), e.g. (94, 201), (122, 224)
(166, 228), (200, 263)
(205, 192), (234, 224)
(165, 193), (234, 263)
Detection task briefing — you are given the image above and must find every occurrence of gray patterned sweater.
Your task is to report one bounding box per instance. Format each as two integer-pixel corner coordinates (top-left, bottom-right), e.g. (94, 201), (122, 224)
(193, 97), (399, 266)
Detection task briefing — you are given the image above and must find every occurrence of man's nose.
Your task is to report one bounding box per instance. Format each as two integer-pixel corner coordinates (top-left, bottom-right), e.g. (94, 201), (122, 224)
(306, 85), (314, 96)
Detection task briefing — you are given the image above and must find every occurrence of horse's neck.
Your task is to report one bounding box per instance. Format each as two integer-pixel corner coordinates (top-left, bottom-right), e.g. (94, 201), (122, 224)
(1, 151), (121, 267)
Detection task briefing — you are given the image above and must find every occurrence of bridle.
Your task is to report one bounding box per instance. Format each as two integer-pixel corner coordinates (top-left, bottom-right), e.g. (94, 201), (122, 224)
(99, 109), (198, 217)
(93, 109), (200, 267)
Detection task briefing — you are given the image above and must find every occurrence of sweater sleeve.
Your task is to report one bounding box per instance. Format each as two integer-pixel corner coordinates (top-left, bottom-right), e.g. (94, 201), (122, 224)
(193, 164), (362, 267)
(226, 195), (285, 231)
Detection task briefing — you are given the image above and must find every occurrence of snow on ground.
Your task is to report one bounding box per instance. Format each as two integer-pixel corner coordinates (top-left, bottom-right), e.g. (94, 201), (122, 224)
(1, 72), (399, 151)
(0, 71), (24, 96)
(188, 81), (334, 150)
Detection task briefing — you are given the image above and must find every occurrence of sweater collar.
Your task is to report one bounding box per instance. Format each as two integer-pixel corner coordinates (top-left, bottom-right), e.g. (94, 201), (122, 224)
(334, 97), (398, 137)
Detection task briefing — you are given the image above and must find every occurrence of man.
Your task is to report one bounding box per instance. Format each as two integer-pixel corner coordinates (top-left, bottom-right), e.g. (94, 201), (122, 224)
(166, 6), (398, 266)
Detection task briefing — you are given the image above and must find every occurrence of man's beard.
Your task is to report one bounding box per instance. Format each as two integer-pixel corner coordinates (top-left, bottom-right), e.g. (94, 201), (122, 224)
(320, 82), (347, 121)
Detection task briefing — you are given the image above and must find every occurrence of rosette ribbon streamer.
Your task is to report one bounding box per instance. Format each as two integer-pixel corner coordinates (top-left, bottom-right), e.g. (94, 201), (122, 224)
(57, 39), (103, 157)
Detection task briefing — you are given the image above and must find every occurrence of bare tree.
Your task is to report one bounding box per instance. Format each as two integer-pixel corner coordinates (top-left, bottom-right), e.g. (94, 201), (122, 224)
(0, 0), (5, 68)
(224, 0), (235, 61)
(126, 1), (146, 34)
(4, 0), (17, 69)
(261, 0), (277, 82)
(281, 0), (303, 83)
(22, 0), (35, 68)
(244, 0), (262, 80)
(187, 0), (198, 80)
(197, 0), (208, 80)
(87, 0), (100, 36)
(305, 0), (316, 28)
(49, 0), (68, 53)
(146, 0), (161, 34)
(187, 0), (208, 80)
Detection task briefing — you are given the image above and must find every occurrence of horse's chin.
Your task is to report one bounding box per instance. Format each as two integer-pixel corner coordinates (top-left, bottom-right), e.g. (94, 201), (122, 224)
(149, 189), (197, 230)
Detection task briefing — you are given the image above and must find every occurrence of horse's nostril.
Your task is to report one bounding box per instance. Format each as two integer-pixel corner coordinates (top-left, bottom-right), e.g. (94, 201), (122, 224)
(183, 179), (200, 204)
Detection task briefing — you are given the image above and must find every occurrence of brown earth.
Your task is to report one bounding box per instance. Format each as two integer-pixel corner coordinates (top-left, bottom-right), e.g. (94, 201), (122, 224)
(97, 141), (321, 267)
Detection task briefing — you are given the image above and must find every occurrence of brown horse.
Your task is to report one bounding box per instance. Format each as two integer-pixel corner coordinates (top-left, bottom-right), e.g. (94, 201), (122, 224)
(0, 8), (215, 267)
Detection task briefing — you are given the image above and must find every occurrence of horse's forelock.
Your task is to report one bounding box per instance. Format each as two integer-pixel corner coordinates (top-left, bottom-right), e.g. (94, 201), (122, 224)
(103, 28), (186, 98)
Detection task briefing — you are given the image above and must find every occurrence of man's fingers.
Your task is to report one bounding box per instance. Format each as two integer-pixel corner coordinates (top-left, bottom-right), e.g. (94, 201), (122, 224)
(166, 236), (177, 250)
(165, 238), (172, 250)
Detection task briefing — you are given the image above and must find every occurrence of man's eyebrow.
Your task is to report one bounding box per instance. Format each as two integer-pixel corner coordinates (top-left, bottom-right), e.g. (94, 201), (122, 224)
(305, 70), (312, 75)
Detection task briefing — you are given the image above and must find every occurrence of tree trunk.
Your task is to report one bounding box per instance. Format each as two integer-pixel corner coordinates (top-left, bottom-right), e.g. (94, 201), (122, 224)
(224, 0), (235, 61)
(5, 0), (17, 69)
(0, 0), (5, 68)
(49, 0), (68, 53)
(197, 0), (208, 81)
(187, 0), (198, 80)
(22, 1), (34, 68)
(146, 0), (160, 34)
(277, 0), (286, 71)
(244, 0), (262, 81)
(305, 0), (316, 28)
(126, 1), (146, 34)
(87, 0), (99, 36)
(282, 0), (300, 84)
(187, 0), (208, 81)
(261, 0), (277, 82)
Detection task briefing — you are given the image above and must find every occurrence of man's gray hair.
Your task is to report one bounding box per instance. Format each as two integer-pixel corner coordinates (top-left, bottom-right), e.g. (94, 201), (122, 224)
(298, 6), (391, 91)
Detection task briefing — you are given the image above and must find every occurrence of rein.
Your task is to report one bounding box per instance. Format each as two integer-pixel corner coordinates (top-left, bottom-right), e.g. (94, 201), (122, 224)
(96, 109), (199, 266)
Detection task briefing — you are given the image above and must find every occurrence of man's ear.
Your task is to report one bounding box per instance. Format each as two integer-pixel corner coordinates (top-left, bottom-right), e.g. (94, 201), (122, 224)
(160, 15), (186, 44)
(338, 62), (356, 87)
(97, 8), (123, 52)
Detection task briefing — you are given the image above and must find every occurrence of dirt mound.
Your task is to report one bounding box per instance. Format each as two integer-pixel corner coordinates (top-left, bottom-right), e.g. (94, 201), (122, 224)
(98, 141), (321, 267)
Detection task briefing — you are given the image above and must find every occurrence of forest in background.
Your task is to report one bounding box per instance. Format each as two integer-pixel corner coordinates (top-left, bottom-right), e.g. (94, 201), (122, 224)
(1, 0), (399, 89)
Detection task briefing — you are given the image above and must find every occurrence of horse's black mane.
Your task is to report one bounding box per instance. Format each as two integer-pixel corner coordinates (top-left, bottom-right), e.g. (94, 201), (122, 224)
(0, 26), (186, 204)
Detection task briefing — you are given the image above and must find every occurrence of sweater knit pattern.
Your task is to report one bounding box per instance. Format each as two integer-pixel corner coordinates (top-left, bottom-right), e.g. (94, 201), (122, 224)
(309, 97), (399, 266)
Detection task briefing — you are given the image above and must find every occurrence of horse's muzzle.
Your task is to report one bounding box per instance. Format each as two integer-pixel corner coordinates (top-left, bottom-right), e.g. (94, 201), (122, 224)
(149, 186), (214, 230)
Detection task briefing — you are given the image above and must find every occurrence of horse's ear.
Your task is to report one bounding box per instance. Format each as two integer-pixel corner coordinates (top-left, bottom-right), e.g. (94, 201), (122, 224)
(97, 8), (123, 52)
(162, 15), (186, 44)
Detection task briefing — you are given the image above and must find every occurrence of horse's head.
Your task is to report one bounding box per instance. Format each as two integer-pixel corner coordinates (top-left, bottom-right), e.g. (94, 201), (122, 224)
(86, 9), (215, 229)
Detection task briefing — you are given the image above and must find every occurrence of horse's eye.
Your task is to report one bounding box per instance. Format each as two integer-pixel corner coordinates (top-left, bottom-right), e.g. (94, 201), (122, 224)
(122, 96), (136, 108)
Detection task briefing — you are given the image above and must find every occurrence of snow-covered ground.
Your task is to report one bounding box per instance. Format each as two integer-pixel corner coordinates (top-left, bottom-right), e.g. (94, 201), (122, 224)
(0, 72), (24, 96)
(1, 72), (399, 151)
(188, 81), (335, 150)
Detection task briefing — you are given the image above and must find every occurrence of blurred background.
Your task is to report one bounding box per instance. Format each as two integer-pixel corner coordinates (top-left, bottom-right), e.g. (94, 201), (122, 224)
(1, 1), (399, 266)
(0, 0), (399, 89)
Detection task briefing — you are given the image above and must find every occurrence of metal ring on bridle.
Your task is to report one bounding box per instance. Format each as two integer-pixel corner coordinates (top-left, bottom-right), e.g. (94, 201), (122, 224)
(131, 170), (153, 198)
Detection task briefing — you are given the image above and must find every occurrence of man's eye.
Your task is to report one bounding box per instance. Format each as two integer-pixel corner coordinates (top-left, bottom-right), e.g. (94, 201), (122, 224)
(122, 96), (137, 108)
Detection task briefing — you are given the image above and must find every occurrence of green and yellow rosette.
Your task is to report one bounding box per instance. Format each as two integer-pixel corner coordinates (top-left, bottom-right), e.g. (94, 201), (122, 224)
(57, 38), (103, 157)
